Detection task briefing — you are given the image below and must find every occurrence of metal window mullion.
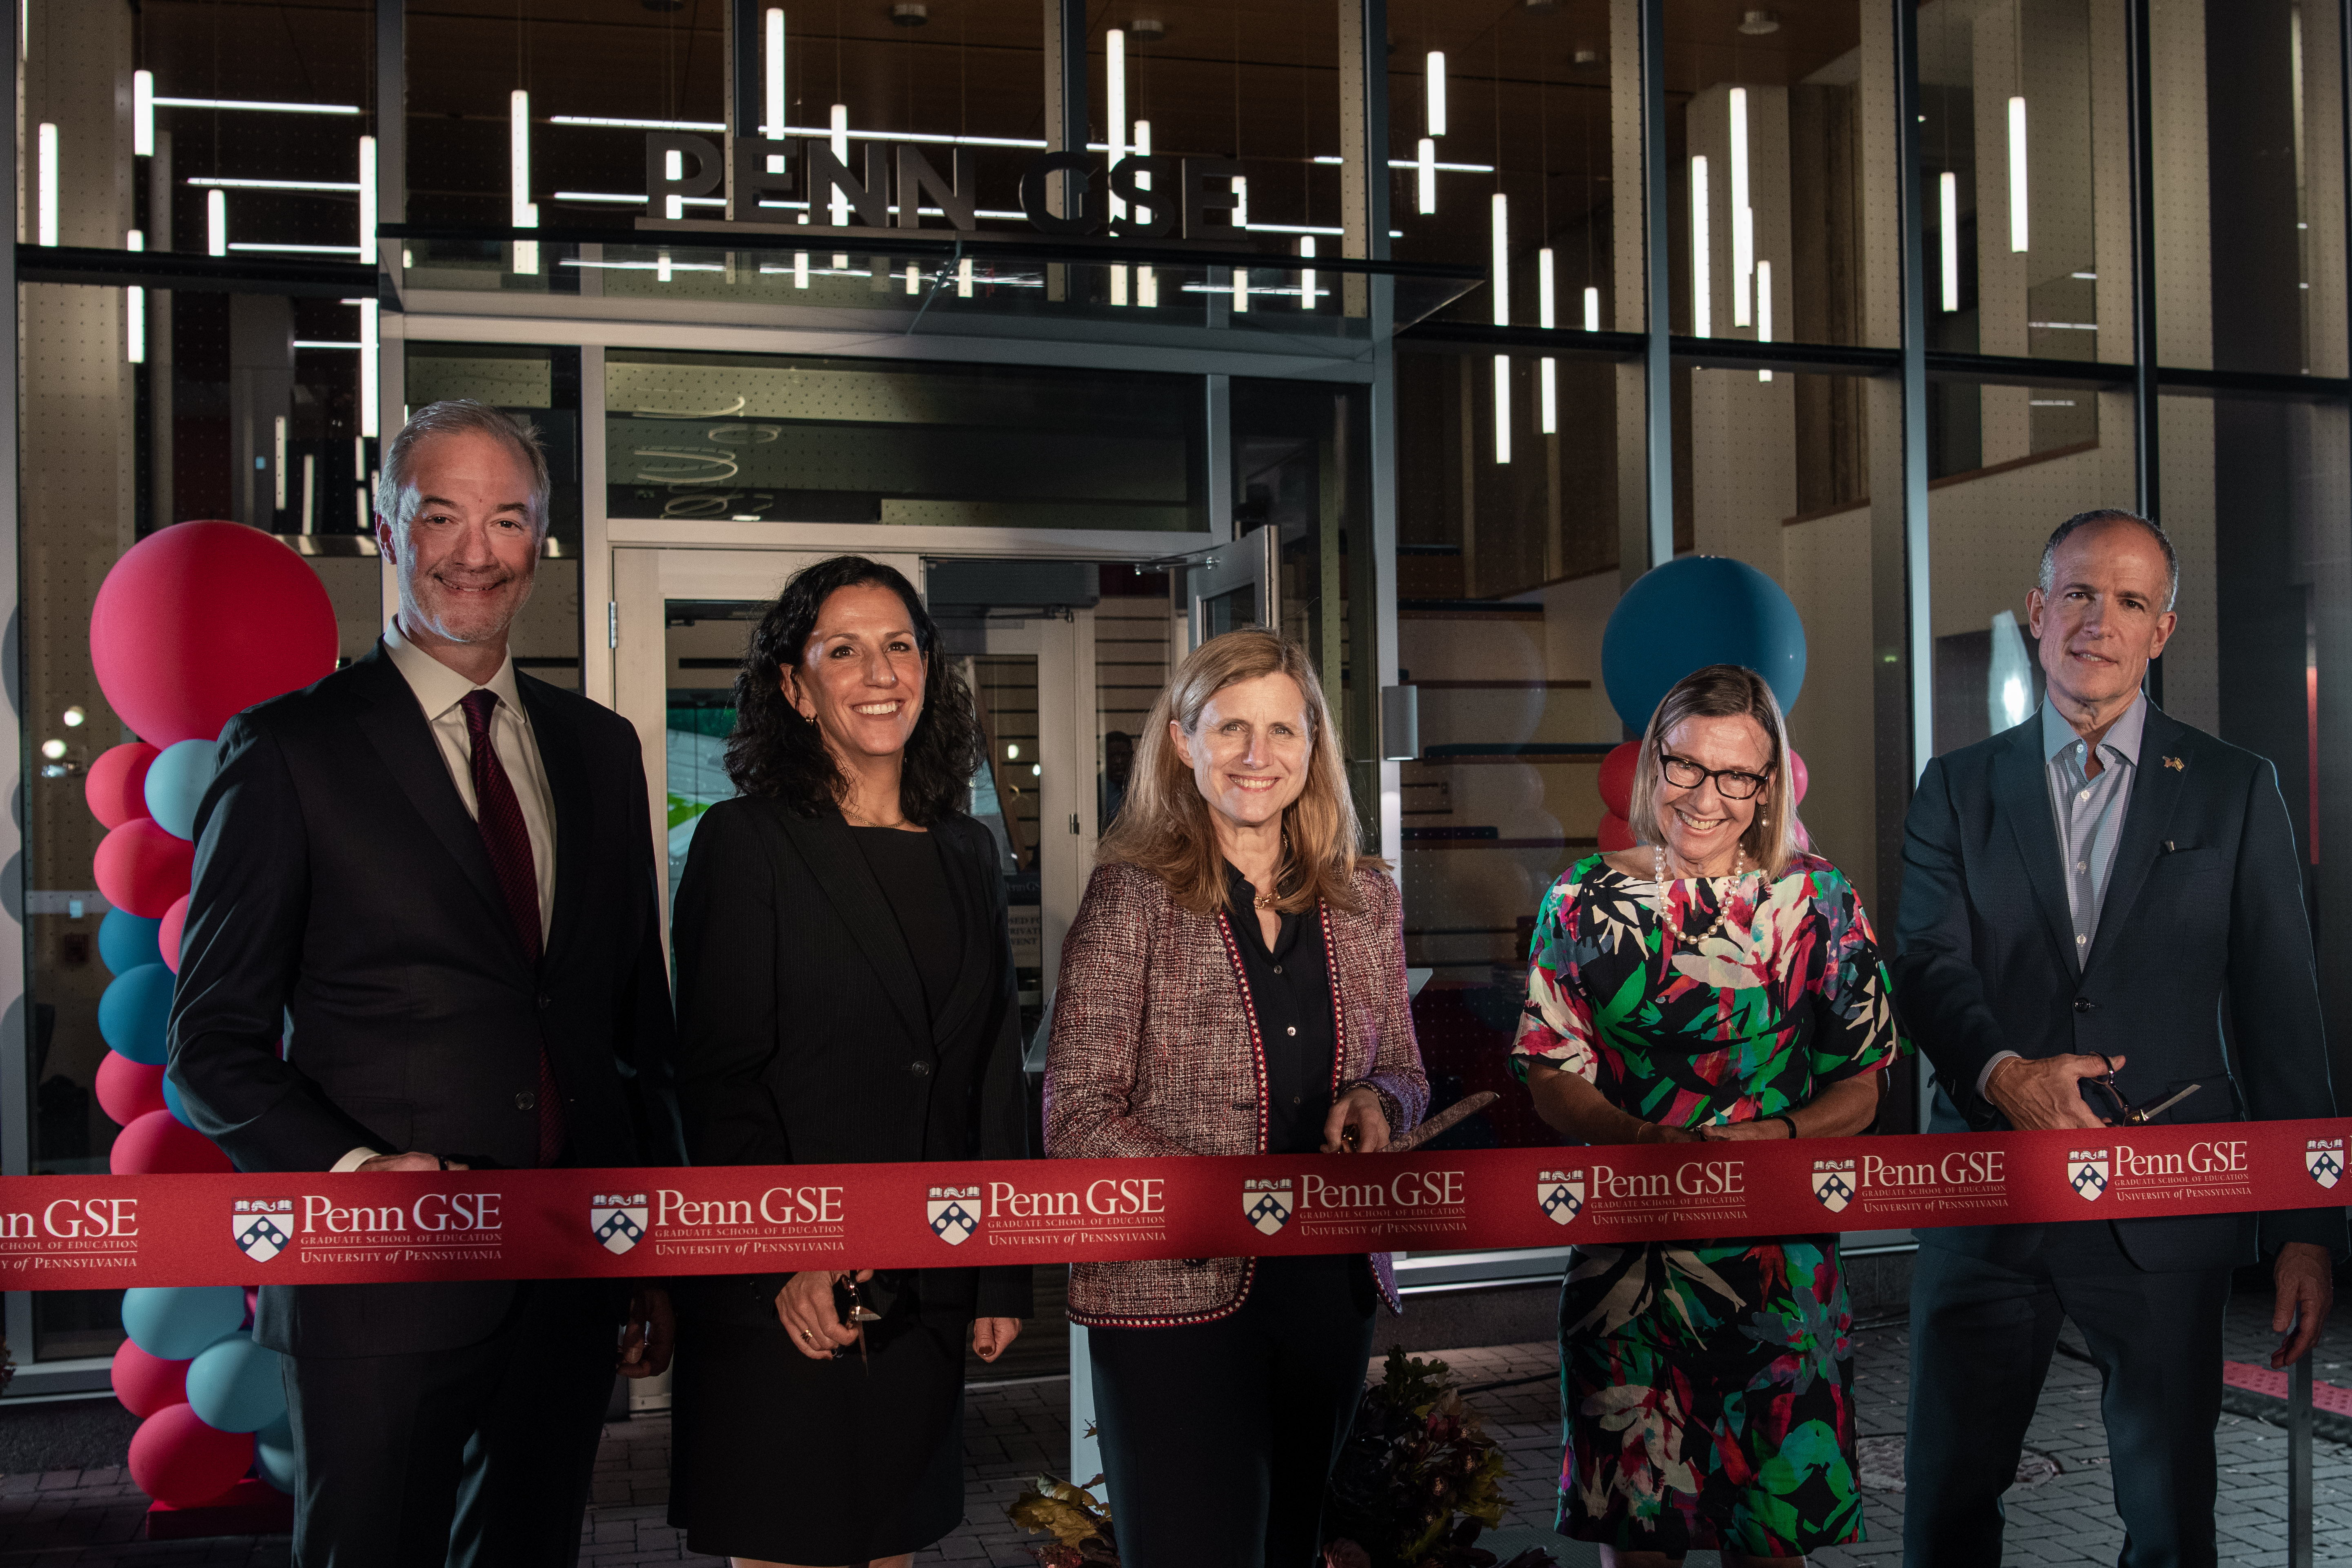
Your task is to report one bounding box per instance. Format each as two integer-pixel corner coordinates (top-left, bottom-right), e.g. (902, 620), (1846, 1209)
(2127, 0), (2164, 708)
(1895, 1), (1932, 784)
(1638, 0), (1672, 572)
(1, 0), (31, 1369)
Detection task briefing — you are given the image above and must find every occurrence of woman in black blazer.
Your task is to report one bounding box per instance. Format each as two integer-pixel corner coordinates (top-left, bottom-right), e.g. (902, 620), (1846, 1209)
(666, 555), (1030, 1568)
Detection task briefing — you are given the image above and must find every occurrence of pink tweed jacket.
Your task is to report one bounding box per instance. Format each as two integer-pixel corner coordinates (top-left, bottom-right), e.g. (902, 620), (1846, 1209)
(1043, 858), (1430, 1327)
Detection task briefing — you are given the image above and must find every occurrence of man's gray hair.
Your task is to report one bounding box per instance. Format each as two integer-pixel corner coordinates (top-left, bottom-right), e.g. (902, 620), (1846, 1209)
(2037, 507), (2179, 611)
(374, 400), (551, 537)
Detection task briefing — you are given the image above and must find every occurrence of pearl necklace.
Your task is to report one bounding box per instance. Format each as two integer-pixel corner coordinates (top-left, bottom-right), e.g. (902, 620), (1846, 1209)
(1652, 843), (1750, 946)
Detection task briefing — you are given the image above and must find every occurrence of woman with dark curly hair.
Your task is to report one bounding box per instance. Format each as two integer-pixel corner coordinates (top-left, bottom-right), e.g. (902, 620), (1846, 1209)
(665, 555), (1031, 1568)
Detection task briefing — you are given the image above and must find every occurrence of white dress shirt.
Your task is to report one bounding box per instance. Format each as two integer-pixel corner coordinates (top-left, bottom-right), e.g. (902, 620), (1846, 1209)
(333, 621), (560, 1172)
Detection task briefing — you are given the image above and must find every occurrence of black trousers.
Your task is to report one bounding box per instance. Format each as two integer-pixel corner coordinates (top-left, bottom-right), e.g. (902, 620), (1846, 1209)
(1903, 1224), (2229, 1568)
(280, 1280), (619, 1568)
(1088, 1254), (1378, 1568)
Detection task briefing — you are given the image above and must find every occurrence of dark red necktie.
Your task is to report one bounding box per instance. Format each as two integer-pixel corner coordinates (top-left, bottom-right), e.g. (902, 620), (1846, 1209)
(460, 690), (564, 1167)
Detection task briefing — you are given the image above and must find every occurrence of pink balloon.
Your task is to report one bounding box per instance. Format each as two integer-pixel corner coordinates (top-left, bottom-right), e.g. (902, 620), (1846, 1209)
(110, 1109), (232, 1176)
(1597, 812), (1637, 853)
(1598, 741), (1639, 818)
(93, 819), (193, 920)
(89, 521), (338, 748)
(95, 1051), (168, 1127)
(128, 1404), (255, 1506)
(1788, 746), (1809, 805)
(85, 743), (159, 829)
(160, 894), (190, 975)
(111, 1339), (191, 1419)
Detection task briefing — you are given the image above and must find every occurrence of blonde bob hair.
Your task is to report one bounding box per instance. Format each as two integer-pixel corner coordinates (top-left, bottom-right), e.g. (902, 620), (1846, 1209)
(1627, 663), (1800, 881)
(1097, 628), (1376, 916)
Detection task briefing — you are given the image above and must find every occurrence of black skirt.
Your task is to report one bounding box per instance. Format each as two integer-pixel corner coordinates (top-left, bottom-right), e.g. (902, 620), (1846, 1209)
(668, 1307), (968, 1564)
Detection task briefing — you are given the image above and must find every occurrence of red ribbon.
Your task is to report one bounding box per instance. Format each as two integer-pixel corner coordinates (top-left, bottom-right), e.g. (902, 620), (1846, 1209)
(5, 1120), (2344, 1289)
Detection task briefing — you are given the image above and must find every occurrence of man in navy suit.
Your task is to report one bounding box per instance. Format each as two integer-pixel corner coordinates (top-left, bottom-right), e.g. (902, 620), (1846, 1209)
(170, 402), (682, 1566)
(1894, 508), (2342, 1568)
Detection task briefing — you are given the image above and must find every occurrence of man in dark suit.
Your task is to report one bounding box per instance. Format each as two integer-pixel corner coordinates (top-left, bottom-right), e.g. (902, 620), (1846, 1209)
(169, 400), (684, 1567)
(1894, 508), (2343, 1567)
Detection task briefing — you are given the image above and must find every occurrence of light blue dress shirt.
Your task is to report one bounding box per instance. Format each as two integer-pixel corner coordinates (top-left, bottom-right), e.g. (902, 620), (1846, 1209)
(1976, 695), (2148, 1097)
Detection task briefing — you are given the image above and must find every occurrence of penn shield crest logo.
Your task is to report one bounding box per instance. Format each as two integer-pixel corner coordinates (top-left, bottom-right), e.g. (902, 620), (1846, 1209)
(927, 1185), (980, 1246)
(231, 1199), (293, 1263)
(2307, 1138), (2344, 1191)
(1537, 1169), (1585, 1226)
(1242, 1178), (1293, 1237)
(1811, 1159), (1857, 1215)
(590, 1193), (649, 1255)
(2068, 1148), (2111, 1202)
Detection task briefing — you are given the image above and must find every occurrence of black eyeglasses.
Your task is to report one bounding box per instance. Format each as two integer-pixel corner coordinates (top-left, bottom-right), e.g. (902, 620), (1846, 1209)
(1659, 752), (1771, 801)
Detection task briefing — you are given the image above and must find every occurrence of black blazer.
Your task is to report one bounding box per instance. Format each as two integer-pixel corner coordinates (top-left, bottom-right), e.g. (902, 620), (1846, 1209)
(1893, 703), (2346, 1269)
(669, 796), (1032, 1322)
(167, 645), (685, 1356)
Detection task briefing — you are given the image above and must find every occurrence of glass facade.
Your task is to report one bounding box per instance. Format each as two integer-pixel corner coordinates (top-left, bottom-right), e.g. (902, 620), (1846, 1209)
(3, 0), (2348, 1408)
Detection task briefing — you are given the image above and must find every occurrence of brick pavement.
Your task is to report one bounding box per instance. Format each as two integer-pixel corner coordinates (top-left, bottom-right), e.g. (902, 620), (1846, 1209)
(4, 1292), (2346, 1566)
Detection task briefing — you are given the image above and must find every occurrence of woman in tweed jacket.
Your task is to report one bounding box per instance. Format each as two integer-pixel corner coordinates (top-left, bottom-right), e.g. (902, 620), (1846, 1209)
(1045, 628), (1428, 1568)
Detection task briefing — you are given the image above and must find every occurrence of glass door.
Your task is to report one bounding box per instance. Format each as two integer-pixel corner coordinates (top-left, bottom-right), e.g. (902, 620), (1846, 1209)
(1183, 524), (1282, 650)
(609, 549), (1099, 1022)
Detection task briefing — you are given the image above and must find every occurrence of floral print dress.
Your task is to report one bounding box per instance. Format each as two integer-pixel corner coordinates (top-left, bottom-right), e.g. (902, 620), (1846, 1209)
(1510, 851), (1904, 1558)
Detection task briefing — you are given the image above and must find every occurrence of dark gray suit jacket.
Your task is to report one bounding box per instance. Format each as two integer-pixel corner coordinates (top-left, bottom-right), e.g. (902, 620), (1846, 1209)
(167, 645), (686, 1357)
(1893, 702), (2346, 1269)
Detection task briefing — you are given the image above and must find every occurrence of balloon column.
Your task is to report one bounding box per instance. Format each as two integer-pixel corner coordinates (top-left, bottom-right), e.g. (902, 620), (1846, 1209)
(1594, 557), (1811, 854)
(86, 523), (338, 1515)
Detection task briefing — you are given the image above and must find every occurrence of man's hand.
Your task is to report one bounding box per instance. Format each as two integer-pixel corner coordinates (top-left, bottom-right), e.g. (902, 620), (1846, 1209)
(774, 1271), (865, 1362)
(971, 1317), (1023, 1363)
(1984, 1053), (2119, 1131)
(1321, 1087), (1391, 1154)
(617, 1286), (674, 1378)
(2271, 1242), (2335, 1369)
(355, 1151), (464, 1173)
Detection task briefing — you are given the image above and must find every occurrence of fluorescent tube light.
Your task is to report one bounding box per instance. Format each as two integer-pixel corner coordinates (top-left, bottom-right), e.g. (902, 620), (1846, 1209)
(1427, 52), (1447, 136)
(830, 105), (849, 226)
(36, 124), (56, 246)
(1757, 258), (1773, 381)
(358, 299), (379, 437)
(1583, 285), (1600, 332)
(358, 136), (376, 262)
(1491, 193), (1508, 327)
(133, 71), (153, 155)
(2008, 95), (2029, 253)
(153, 96), (359, 115)
(1299, 235), (1315, 310)
(126, 230), (144, 364)
(207, 189), (226, 255)
(1540, 358), (1556, 435)
(1416, 139), (1437, 214)
(1107, 29), (1126, 226)
(275, 417), (288, 510)
(512, 89), (538, 275)
(764, 9), (786, 137)
(549, 114), (727, 132)
(1940, 170), (1959, 312)
(1730, 87), (1751, 326)
(1691, 155), (1711, 337)
(1538, 247), (1555, 329)
(1493, 356), (1511, 464)
(187, 176), (360, 192)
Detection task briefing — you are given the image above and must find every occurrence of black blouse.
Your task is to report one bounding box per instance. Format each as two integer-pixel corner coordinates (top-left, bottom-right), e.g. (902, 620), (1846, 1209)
(849, 825), (964, 1015)
(1222, 863), (1339, 1155)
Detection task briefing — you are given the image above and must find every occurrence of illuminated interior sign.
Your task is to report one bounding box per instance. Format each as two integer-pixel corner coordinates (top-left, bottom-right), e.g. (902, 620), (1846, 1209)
(643, 133), (1245, 241)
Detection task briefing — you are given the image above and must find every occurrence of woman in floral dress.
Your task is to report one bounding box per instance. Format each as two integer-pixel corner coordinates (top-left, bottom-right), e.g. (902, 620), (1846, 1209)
(1511, 665), (1905, 1567)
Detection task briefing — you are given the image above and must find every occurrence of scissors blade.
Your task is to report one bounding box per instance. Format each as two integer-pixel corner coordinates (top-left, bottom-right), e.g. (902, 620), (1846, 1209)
(2135, 1083), (2202, 1123)
(1387, 1091), (1501, 1154)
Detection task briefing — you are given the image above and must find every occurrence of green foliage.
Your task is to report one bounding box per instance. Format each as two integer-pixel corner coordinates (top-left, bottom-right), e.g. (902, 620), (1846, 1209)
(1323, 1348), (1523, 1568)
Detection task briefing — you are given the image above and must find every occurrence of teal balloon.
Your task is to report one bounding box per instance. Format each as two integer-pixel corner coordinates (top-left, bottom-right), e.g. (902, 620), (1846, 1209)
(98, 963), (175, 1066)
(121, 1286), (246, 1360)
(1600, 556), (1808, 730)
(143, 739), (219, 841)
(161, 1071), (195, 1130)
(253, 1415), (296, 1494)
(98, 909), (163, 977)
(185, 1331), (287, 1434)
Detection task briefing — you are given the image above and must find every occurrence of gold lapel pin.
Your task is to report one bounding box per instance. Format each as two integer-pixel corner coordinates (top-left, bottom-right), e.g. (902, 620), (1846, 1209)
(2163, 756), (2185, 771)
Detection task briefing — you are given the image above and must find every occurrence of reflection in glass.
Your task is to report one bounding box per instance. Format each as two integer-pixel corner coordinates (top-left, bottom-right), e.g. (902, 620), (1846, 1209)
(604, 350), (1204, 530)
